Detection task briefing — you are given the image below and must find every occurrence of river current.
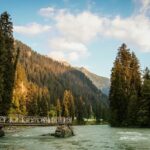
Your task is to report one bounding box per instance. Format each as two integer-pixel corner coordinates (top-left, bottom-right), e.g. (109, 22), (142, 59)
(0, 125), (150, 150)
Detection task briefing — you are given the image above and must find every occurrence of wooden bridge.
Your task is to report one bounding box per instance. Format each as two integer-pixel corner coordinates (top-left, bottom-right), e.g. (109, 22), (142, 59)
(0, 115), (72, 126)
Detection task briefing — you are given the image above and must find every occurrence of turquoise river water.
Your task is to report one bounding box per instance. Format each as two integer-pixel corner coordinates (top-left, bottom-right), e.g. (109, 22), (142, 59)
(0, 125), (150, 150)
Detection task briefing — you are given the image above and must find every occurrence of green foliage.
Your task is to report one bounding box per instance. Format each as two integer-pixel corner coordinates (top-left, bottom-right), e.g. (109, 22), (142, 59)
(56, 99), (61, 117)
(138, 68), (150, 127)
(0, 12), (19, 115)
(86, 104), (93, 119)
(76, 96), (85, 123)
(62, 90), (75, 120)
(109, 43), (141, 127)
(48, 105), (56, 118)
(26, 83), (50, 116)
(10, 63), (28, 115)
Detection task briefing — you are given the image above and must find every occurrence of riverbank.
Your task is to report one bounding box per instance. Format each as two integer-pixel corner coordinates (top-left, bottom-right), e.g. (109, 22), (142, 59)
(3, 126), (31, 134)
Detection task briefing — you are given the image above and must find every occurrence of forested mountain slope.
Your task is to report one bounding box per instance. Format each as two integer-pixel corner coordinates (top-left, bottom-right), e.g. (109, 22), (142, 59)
(12, 40), (108, 120)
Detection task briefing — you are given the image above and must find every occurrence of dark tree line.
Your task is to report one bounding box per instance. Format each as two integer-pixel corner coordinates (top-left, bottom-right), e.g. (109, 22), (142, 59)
(110, 43), (150, 127)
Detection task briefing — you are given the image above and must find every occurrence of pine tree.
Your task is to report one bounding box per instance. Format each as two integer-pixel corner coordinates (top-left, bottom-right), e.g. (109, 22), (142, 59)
(76, 96), (84, 123)
(37, 87), (49, 116)
(10, 63), (28, 115)
(110, 44), (130, 126)
(127, 52), (141, 126)
(95, 101), (102, 122)
(26, 82), (38, 116)
(109, 43), (141, 127)
(0, 29), (5, 105)
(138, 68), (150, 127)
(0, 12), (16, 115)
(62, 90), (69, 117)
(56, 99), (61, 117)
(86, 104), (93, 120)
(68, 91), (75, 120)
(62, 90), (75, 119)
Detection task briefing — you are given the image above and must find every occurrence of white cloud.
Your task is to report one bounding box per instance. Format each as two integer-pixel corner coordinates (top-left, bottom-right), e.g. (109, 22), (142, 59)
(14, 23), (51, 36)
(135, 0), (150, 15)
(39, 6), (67, 18)
(53, 8), (150, 52)
(39, 7), (55, 18)
(38, 1), (150, 62)
(55, 11), (103, 43)
(102, 15), (150, 52)
(47, 11), (103, 62)
(49, 38), (89, 61)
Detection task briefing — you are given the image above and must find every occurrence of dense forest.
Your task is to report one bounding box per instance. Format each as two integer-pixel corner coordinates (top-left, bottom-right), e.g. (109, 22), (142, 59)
(0, 12), (109, 123)
(110, 44), (150, 127)
(13, 40), (108, 122)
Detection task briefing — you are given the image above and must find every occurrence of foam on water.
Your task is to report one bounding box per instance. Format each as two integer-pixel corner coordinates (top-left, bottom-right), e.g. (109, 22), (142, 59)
(119, 135), (147, 141)
(118, 131), (148, 141)
(117, 131), (142, 136)
(12, 133), (19, 137)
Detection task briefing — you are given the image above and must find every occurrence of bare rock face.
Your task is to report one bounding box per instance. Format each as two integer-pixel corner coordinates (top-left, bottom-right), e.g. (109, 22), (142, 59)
(54, 125), (74, 138)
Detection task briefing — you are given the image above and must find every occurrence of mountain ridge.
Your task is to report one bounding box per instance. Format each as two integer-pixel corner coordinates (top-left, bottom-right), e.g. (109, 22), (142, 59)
(78, 67), (110, 95)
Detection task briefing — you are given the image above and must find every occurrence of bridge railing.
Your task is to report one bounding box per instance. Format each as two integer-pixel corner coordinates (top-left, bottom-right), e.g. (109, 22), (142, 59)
(0, 116), (72, 124)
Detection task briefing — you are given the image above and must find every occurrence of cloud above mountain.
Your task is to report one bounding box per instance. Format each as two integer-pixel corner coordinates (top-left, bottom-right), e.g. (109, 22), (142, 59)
(14, 0), (150, 62)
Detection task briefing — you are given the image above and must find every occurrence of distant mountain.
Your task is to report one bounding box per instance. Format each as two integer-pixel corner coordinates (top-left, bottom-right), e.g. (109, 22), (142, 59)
(78, 67), (110, 95)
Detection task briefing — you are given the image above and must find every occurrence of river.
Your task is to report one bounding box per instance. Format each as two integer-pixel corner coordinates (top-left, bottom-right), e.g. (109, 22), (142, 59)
(0, 125), (150, 150)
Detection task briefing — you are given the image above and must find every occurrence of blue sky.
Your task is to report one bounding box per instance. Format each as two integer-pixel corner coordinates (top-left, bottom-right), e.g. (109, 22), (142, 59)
(0, 0), (150, 78)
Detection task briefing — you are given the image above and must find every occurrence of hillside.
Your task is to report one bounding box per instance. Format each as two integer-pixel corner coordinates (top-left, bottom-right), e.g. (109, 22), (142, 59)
(78, 67), (110, 95)
(13, 40), (109, 120)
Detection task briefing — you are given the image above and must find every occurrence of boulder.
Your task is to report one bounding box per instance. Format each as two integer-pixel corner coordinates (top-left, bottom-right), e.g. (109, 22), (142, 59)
(0, 130), (5, 137)
(53, 125), (74, 138)
(0, 125), (5, 137)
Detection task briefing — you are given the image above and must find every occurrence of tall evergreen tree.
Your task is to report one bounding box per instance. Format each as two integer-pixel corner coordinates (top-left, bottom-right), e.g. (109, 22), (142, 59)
(26, 82), (38, 116)
(70, 95), (75, 120)
(0, 12), (18, 115)
(62, 90), (69, 117)
(62, 90), (75, 119)
(127, 52), (141, 126)
(76, 96), (85, 123)
(56, 99), (61, 117)
(138, 67), (150, 127)
(109, 43), (141, 126)
(95, 101), (102, 122)
(10, 63), (28, 115)
(0, 29), (5, 105)
(86, 104), (93, 120)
